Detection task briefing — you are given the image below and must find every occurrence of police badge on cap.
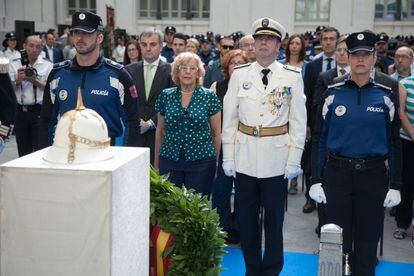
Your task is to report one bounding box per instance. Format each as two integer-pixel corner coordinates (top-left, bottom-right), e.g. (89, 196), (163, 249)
(70, 11), (103, 33)
(346, 31), (377, 54)
(252, 17), (286, 40)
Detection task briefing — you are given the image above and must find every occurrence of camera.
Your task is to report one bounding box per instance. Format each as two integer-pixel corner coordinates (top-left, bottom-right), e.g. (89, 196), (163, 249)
(19, 49), (38, 77)
(24, 66), (38, 77)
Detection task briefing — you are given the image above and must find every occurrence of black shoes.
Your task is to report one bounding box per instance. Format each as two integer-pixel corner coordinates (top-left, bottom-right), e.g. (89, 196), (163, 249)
(302, 200), (316, 213)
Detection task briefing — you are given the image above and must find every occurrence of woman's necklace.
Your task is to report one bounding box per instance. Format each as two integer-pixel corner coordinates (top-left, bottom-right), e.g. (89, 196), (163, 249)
(181, 90), (194, 94)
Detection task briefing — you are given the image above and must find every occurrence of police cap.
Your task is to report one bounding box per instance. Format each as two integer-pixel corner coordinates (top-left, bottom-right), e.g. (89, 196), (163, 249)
(376, 33), (389, 43)
(252, 17), (286, 40)
(70, 11), (103, 33)
(165, 26), (176, 34)
(5, 32), (16, 40)
(316, 25), (326, 33)
(346, 31), (377, 54)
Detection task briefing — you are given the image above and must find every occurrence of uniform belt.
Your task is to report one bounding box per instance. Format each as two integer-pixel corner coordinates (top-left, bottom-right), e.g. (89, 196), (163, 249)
(327, 153), (385, 171)
(238, 122), (288, 137)
(17, 104), (41, 112)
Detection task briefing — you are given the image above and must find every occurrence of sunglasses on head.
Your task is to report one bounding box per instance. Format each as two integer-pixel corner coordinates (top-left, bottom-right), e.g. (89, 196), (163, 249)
(222, 45), (234, 50)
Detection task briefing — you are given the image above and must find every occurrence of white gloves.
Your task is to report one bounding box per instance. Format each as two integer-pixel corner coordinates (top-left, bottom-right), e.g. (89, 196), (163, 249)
(309, 183), (327, 204)
(383, 189), (401, 208)
(284, 163), (302, 179)
(222, 159), (236, 178)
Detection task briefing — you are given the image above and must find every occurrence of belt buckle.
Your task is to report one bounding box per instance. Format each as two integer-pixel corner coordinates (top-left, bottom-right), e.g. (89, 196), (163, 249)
(353, 159), (365, 170)
(22, 106), (28, 112)
(253, 126), (261, 137)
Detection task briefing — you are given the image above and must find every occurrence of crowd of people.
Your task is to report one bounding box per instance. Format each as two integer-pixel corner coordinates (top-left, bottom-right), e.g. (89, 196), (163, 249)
(1, 10), (414, 276)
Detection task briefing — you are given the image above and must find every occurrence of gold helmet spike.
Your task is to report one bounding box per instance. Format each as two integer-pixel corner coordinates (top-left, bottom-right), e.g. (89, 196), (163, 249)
(76, 87), (86, 110)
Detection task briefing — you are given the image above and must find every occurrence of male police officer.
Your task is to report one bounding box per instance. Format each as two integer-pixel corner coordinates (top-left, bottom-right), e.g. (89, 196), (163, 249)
(39, 11), (139, 148)
(222, 17), (306, 275)
(310, 31), (402, 276)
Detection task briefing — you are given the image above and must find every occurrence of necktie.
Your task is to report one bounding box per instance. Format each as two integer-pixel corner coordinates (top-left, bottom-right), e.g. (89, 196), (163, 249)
(339, 68), (346, 76)
(326, 58), (333, 71)
(262, 69), (271, 89)
(145, 63), (154, 99)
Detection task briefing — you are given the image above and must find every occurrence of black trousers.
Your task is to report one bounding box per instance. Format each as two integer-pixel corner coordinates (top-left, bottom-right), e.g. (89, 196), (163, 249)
(159, 151), (216, 197)
(236, 173), (287, 276)
(212, 150), (238, 231)
(15, 104), (41, 157)
(324, 160), (388, 276)
(395, 138), (414, 229)
(136, 129), (155, 165)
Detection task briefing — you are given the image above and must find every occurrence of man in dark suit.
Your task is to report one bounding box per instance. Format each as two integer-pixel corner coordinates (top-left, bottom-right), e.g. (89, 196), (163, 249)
(313, 35), (350, 109)
(303, 27), (340, 214)
(43, 32), (64, 63)
(126, 29), (174, 164)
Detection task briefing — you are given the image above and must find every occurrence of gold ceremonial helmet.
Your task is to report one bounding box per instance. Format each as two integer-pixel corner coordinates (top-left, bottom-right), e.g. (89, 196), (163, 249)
(43, 88), (113, 164)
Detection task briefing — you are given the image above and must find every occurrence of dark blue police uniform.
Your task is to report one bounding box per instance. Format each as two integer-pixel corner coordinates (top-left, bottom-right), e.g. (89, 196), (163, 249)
(39, 55), (140, 148)
(311, 77), (402, 275)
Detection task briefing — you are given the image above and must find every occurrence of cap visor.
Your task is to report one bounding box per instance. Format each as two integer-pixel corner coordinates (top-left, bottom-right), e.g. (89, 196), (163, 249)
(253, 30), (280, 39)
(70, 26), (96, 34)
(348, 47), (374, 54)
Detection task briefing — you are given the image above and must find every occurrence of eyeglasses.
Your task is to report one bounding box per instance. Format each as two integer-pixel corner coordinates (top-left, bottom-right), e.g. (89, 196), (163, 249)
(127, 48), (138, 52)
(222, 45), (235, 50)
(395, 55), (412, 60)
(179, 66), (198, 73)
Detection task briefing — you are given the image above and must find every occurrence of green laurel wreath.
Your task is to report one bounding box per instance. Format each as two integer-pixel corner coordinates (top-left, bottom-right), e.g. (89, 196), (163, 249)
(150, 168), (227, 276)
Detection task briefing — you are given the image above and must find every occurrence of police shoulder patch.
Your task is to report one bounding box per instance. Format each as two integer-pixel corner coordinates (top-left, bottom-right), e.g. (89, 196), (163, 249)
(373, 81), (392, 92)
(283, 64), (301, 73)
(328, 82), (346, 89)
(104, 58), (124, 70)
(53, 60), (71, 69)
(234, 63), (251, 70)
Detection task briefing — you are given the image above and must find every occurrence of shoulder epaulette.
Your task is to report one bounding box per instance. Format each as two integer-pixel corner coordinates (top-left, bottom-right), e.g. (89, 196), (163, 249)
(283, 64), (301, 73)
(53, 60), (71, 69)
(373, 81), (392, 92)
(234, 63), (251, 70)
(104, 58), (124, 70)
(327, 82), (346, 89)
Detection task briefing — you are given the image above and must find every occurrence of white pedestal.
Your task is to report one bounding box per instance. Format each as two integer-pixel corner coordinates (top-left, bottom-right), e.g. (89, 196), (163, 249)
(0, 147), (149, 276)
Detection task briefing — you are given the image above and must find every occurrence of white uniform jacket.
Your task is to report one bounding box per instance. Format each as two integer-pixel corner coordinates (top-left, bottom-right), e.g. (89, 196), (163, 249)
(222, 61), (307, 178)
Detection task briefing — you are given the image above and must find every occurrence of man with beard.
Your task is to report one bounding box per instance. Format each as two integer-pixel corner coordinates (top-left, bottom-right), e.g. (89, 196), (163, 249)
(39, 11), (140, 148)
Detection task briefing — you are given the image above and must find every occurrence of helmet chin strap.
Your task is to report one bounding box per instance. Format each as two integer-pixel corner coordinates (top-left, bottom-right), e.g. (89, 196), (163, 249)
(66, 88), (110, 163)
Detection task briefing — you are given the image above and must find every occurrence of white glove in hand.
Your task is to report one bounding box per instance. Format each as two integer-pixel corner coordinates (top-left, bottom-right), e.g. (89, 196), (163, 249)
(222, 159), (236, 178)
(383, 189), (401, 208)
(309, 183), (327, 204)
(284, 163), (302, 179)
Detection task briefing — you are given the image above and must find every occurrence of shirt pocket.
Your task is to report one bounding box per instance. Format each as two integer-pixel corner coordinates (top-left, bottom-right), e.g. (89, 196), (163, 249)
(237, 89), (258, 100)
(273, 133), (289, 148)
(236, 131), (248, 144)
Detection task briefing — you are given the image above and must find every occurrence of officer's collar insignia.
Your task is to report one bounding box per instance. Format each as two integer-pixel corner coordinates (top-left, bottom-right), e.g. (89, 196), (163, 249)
(243, 82), (252, 90)
(262, 18), (269, 28)
(335, 105), (347, 116)
(357, 33), (364, 40)
(79, 13), (86, 20)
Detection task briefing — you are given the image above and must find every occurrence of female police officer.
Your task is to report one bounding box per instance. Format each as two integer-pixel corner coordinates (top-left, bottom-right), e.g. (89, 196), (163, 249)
(309, 31), (402, 276)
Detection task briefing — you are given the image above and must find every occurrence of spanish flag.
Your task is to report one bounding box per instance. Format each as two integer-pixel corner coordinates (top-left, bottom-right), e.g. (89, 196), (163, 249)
(150, 225), (174, 276)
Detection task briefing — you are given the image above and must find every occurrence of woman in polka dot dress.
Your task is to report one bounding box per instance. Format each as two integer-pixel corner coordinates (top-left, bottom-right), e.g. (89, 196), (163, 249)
(154, 52), (222, 196)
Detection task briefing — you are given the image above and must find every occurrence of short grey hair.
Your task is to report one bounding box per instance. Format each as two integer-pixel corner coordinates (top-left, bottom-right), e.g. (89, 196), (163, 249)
(140, 29), (164, 45)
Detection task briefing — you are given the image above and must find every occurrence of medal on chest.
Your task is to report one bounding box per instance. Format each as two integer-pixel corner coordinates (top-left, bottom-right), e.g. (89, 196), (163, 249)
(268, 86), (292, 116)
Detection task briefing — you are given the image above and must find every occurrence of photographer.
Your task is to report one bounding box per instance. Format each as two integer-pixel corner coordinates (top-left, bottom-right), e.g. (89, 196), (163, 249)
(9, 35), (52, 157)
